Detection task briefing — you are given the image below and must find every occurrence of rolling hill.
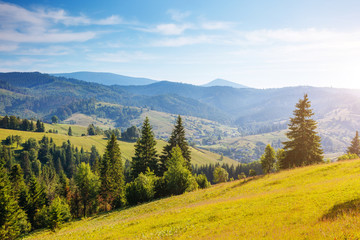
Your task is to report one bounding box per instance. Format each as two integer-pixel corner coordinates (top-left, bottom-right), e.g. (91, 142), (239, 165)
(24, 158), (360, 239)
(52, 72), (158, 86)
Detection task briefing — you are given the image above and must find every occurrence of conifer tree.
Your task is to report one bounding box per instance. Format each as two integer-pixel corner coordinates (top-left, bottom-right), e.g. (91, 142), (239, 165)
(100, 134), (125, 209)
(0, 164), (30, 239)
(347, 131), (360, 156)
(281, 94), (323, 169)
(68, 127), (73, 136)
(159, 116), (191, 175)
(260, 144), (276, 174)
(131, 117), (158, 179)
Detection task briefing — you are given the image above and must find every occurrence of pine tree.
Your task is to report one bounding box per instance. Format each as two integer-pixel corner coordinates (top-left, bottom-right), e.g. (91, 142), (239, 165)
(0, 165), (31, 239)
(68, 127), (73, 136)
(27, 174), (46, 227)
(281, 94), (323, 169)
(159, 116), (191, 175)
(260, 144), (276, 174)
(131, 117), (158, 179)
(347, 131), (360, 156)
(100, 134), (125, 210)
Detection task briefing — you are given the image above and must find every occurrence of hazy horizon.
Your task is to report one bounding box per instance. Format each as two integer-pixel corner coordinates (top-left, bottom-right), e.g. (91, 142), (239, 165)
(1, 0), (360, 89)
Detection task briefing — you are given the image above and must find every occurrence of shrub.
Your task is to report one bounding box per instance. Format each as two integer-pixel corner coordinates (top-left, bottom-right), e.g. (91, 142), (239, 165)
(126, 170), (157, 205)
(213, 167), (228, 183)
(338, 153), (359, 161)
(195, 174), (211, 189)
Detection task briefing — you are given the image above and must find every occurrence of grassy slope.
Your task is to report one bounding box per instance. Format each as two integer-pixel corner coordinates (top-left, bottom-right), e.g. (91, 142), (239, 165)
(0, 128), (237, 165)
(24, 159), (360, 239)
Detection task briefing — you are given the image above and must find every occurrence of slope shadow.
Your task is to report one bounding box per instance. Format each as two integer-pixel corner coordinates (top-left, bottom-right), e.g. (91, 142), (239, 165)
(321, 198), (360, 221)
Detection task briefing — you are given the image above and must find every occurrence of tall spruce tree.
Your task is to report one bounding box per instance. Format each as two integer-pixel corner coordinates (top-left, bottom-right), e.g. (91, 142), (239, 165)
(281, 94), (323, 169)
(347, 131), (360, 156)
(100, 134), (125, 210)
(131, 117), (158, 179)
(159, 116), (191, 175)
(0, 163), (30, 239)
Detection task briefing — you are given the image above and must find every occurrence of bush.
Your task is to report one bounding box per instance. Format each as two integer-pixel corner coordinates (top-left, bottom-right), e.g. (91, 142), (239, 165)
(195, 174), (211, 189)
(126, 170), (157, 205)
(213, 167), (228, 183)
(338, 153), (359, 161)
(164, 146), (198, 195)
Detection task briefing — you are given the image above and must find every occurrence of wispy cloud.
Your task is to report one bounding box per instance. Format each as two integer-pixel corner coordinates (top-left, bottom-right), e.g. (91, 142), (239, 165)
(88, 51), (157, 63)
(0, 2), (123, 44)
(166, 9), (191, 22)
(153, 35), (213, 47)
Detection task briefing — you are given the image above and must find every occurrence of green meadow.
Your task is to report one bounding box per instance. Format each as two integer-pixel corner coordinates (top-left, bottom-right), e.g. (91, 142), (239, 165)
(24, 159), (360, 239)
(0, 127), (238, 166)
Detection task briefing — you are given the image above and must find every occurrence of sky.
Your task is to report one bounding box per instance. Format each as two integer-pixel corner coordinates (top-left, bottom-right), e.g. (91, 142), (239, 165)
(1, 0), (360, 88)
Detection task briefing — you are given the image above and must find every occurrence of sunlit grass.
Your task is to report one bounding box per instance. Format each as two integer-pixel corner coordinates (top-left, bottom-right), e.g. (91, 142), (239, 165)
(0, 128), (237, 165)
(24, 159), (360, 239)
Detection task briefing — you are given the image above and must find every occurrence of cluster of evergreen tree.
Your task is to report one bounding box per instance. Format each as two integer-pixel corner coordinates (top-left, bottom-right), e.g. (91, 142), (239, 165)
(0, 115), (213, 238)
(192, 161), (262, 184)
(0, 116), (45, 132)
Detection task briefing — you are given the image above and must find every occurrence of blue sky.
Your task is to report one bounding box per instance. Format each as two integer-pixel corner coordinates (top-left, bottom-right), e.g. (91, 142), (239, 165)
(1, 0), (360, 88)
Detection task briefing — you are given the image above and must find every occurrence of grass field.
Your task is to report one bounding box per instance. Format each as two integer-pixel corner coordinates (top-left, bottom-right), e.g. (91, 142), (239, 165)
(23, 159), (360, 239)
(0, 128), (238, 166)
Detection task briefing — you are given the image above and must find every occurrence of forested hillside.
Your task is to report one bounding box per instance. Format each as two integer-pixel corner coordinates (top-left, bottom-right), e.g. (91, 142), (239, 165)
(2, 72), (360, 159)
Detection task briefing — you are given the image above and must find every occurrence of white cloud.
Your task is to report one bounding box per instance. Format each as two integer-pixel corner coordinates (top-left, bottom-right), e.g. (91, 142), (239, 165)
(0, 43), (18, 52)
(154, 35), (213, 47)
(0, 2), (123, 44)
(166, 9), (191, 22)
(200, 21), (235, 30)
(16, 46), (71, 56)
(88, 51), (157, 63)
(0, 30), (95, 43)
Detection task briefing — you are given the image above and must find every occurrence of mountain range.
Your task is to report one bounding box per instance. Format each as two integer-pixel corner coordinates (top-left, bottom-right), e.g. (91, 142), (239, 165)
(1, 71), (360, 157)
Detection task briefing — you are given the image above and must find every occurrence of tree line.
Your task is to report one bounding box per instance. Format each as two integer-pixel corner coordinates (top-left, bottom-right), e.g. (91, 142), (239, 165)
(0, 115), (45, 132)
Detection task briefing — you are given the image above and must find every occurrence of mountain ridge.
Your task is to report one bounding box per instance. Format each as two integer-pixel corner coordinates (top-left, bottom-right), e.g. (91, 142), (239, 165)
(202, 78), (249, 88)
(52, 71), (158, 86)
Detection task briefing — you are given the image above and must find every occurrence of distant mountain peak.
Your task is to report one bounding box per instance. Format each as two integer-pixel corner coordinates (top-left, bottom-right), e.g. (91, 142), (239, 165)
(202, 79), (249, 88)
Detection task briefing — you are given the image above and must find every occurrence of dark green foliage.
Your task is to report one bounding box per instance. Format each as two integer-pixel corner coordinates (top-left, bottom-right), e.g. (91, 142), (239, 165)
(35, 197), (71, 230)
(163, 146), (197, 195)
(160, 116), (191, 175)
(27, 174), (47, 228)
(195, 174), (211, 189)
(0, 166), (31, 239)
(192, 161), (262, 184)
(87, 124), (96, 135)
(122, 126), (140, 141)
(51, 116), (59, 124)
(74, 163), (100, 217)
(126, 169), (157, 205)
(104, 128), (121, 139)
(100, 134), (125, 210)
(36, 120), (45, 132)
(131, 117), (158, 179)
(249, 169), (257, 177)
(281, 94), (323, 169)
(260, 144), (276, 174)
(347, 131), (360, 156)
(213, 166), (229, 183)
(68, 127), (72, 136)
